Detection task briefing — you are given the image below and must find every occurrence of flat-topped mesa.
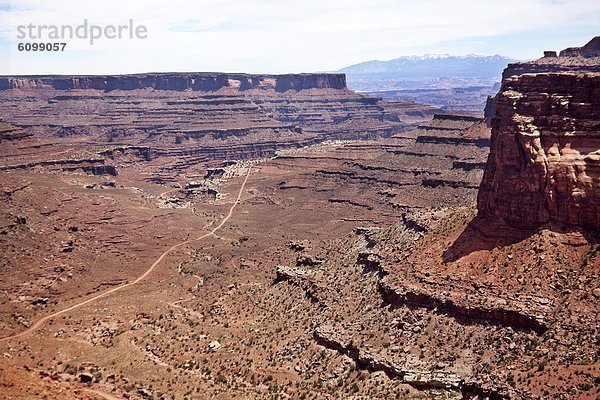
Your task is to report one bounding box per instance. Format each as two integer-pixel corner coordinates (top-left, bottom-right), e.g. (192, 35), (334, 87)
(478, 38), (600, 231)
(0, 72), (347, 92)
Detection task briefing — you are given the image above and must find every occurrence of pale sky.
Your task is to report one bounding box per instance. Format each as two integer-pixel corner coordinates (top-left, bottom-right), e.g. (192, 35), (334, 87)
(1, 0), (599, 75)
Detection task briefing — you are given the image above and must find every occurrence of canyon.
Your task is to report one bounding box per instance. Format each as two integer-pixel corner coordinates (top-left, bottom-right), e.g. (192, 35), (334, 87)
(0, 38), (598, 400)
(341, 54), (511, 114)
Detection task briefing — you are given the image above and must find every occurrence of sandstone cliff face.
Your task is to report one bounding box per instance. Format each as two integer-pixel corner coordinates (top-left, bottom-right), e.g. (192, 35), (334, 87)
(478, 72), (600, 230)
(0, 73), (347, 92)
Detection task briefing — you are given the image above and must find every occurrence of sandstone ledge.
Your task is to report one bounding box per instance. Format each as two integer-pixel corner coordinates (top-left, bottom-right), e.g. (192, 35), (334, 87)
(378, 279), (550, 334)
(313, 326), (533, 399)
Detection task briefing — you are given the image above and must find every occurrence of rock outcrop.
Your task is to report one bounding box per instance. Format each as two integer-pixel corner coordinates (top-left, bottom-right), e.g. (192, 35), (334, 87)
(0, 158), (117, 176)
(559, 36), (600, 58)
(478, 39), (600, 230)
(378, 278), (549, 334)
(0, 119), (31, 141)
(313, 326), (531, 399)
(502, 37), (600, 79)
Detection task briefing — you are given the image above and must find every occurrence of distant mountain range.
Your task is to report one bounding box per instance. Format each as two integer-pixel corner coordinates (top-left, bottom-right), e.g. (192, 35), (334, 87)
(339, 54), (517, 79)
(339, 54), (520, 114)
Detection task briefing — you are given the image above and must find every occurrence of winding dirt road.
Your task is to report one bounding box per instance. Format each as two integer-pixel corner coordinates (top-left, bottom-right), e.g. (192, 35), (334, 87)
(0, 168), (252, 343)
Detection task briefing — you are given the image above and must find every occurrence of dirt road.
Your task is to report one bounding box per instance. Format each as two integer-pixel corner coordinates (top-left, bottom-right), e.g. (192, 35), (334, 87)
(0, 168), (252, 343)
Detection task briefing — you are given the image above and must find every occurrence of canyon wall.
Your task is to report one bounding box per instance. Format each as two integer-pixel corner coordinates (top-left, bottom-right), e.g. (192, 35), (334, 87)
(478, 40), (600, 230)
(0, 73), (347, 92)
(0, 72), (439, 179)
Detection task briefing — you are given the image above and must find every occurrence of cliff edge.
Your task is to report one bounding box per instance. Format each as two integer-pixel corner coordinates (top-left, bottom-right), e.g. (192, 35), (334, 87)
(0, 72), (347, 92)
(502, 36), (600, 79)
(478, 38), (600, 230)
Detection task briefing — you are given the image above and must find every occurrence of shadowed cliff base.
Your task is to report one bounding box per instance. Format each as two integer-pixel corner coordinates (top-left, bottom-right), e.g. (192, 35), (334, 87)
(442, 215), (599, 263)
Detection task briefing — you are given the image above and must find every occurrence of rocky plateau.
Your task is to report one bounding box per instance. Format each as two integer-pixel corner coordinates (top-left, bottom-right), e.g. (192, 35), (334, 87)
(0, 38), (598, 400)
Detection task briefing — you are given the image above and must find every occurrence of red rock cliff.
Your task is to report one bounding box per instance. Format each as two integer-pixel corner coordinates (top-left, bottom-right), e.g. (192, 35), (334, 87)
(478, 42), (600, 230)
(0, 72), (347, 92)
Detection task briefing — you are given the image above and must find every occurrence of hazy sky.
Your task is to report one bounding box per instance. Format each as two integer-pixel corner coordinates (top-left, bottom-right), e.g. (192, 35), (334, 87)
(1, 0), (599, 75)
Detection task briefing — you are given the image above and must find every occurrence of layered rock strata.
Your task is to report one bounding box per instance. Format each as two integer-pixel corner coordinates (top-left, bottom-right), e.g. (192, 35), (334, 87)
(479, 40), (600, 230)
(0, 73), (347, 92)
(0, 73), (439, 176)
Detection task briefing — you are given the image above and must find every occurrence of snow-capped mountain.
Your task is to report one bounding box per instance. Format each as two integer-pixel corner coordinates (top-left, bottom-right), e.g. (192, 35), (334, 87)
(339, 54), (517, 79)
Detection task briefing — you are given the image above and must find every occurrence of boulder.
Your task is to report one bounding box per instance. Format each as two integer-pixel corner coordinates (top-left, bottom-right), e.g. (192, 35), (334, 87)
(208, 341), (221, 351)
(78, 373), (94, 383)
